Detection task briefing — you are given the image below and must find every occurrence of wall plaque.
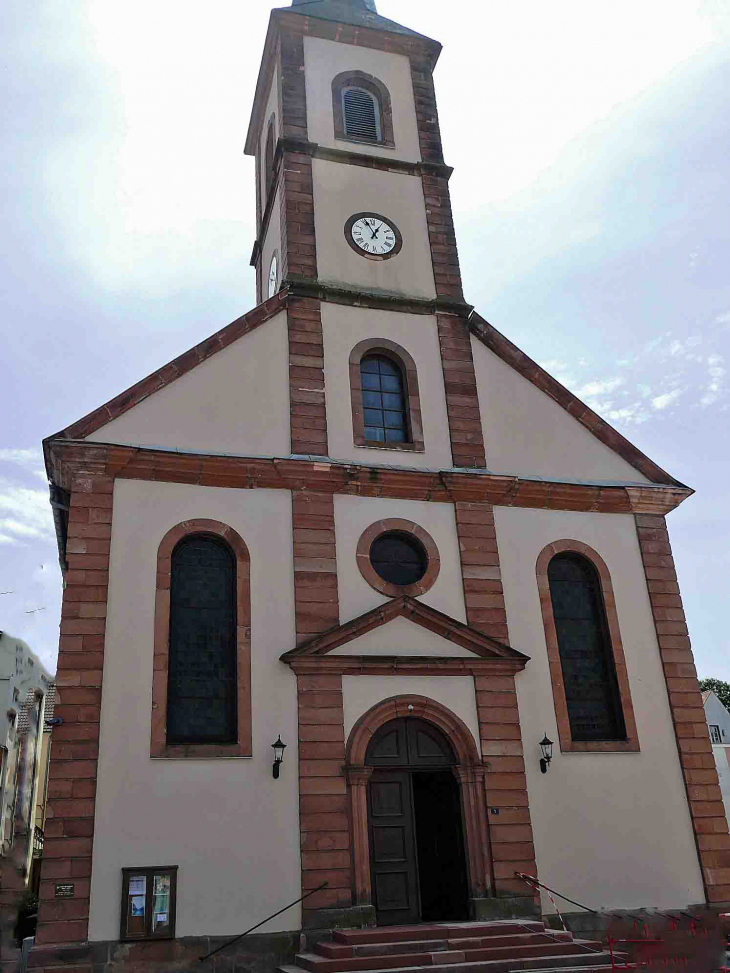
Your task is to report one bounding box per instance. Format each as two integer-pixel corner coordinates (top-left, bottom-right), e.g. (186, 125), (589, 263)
(54, 884), (74, 898)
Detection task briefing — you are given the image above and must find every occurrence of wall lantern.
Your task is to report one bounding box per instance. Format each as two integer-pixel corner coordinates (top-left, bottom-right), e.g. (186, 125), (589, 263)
(539, 734), (554, 774)
(272, 735), (287, 779)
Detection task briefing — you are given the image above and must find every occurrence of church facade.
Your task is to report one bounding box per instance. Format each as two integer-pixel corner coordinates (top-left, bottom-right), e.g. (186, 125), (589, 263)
(32, 0), (728, 970)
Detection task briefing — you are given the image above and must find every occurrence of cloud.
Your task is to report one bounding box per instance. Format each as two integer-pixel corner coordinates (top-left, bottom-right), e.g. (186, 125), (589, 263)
(0, 448), (44, 468)
(0, 482), (56, 544)
(575, 377), (625, 397)
(700, 353), (726, 407)
(715, 312), (730, 327)
(652, 389), (683, 410)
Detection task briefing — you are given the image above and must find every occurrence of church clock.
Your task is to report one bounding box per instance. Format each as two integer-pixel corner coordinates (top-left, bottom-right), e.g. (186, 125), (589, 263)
(345, 213), (402, 261)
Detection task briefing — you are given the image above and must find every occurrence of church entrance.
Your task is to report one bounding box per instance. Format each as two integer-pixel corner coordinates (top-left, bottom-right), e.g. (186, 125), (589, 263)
(365, 718), (470, 926)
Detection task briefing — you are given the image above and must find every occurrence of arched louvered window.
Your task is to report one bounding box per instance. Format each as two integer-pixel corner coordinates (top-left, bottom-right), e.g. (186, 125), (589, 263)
(342, 86), (382, 142)
(332, 72), (393, 147)
(167, 535), (237, 745)
(547, 553), (626, 742)
(360, 354), (408, 444)
(264, 116), (276, 195)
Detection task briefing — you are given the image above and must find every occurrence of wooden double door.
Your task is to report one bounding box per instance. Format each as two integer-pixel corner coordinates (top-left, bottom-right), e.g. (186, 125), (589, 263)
(366, 718), (469, 926)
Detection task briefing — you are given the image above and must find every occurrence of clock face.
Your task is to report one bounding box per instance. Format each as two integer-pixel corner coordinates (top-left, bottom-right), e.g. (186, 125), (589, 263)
(345, 213), (402, 261)
(268, 253), (278, 298)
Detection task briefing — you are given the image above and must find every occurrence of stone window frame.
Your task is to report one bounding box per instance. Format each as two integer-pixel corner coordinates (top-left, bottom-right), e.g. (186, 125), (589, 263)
(151, 519), (252, 759)
(357, 518), (440, 598)
(263, 112), (276, 202)
(332, 70), (395, 149)
(349, 338), (424, 453)
(536, 539), (640, 754)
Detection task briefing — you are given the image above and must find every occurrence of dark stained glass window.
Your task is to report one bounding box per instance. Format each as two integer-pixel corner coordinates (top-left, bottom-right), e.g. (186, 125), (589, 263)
(547, 554), (626, 742)
(370, 532), (427, 586)
(361, 354), (408, 444)
(168, 535), (237, 745)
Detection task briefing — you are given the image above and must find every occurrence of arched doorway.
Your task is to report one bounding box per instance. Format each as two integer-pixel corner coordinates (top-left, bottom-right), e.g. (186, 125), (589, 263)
(366, 718), (470, 926)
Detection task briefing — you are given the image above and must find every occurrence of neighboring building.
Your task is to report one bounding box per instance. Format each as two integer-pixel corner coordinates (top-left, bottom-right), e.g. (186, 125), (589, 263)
(31, 1), (728, 971)
(704, 690), (730, 825)
(0, 632), (54, 891)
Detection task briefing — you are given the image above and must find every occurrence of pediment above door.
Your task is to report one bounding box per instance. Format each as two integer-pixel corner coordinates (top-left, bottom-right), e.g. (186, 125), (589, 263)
(280, 595), (530, 676)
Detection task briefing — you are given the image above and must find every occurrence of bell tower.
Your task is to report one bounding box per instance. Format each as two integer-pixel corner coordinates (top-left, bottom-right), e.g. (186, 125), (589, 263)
(245, 0), (486, 469)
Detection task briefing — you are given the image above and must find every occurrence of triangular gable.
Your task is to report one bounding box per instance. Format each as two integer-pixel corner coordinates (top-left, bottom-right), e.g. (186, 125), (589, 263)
(44, 291), (288, 445)
(469, 312), (685, 488)
(280, 595), (530, 663)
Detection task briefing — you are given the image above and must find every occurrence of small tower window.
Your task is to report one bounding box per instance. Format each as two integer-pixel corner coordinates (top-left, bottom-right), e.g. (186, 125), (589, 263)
(332, 71), (394, 148)
(342, 86), (381, 142)
(360, 354), (407, 443)
(370, 532), (427, 586)
(264, 116), (276, 196)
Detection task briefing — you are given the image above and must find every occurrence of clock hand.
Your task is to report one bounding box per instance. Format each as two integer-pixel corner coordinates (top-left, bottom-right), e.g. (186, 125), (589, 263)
(370, 222), (381, 239)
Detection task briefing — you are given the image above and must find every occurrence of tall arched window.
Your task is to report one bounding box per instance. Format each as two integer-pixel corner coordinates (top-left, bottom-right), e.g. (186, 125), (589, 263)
(360, 354), (407, 444)
(547, 552), (627, 743)
(167, 535), (237, 745)
(349, 339), (424, 452)
(332, 71), (394, 148)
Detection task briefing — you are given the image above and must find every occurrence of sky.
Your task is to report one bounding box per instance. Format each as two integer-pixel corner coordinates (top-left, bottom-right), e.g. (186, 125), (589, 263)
(1, 0), (728, 680)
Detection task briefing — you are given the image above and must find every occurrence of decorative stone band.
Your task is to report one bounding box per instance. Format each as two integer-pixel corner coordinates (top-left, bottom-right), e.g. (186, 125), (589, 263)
(437, 316), (487, 469)
(34, 475), (115, 948)
(151, 519), (252, 759)
(635, 514), (730, 906)
(356, 518), (439, 598)
(296, 672), (352, 923)
(288, 297), (328, 456)
(535, 539), (640, 754)
(456, 502), (509, 643)
(292, 491), (340, 645)
(454, 500), (539, 902)
(45, 443), (691, 520)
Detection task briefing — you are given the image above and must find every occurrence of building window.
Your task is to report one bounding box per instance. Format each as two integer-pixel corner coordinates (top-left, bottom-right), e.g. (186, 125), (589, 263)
(332, 71), (394, 148)
(361, 355), (407, 444)
(536, 540), (640, 753)
(357, 519), (440, 598)
(349, 339), (424, 452)
(264, 114), (276, 198)
(547, 554), (625, 742)
(152, 519), (252, 759)
(168, 535), (237, 745)
(370, 531), (427, 586)
(342, 87), (381, 142)
(121, 866), (177, 941)
(710, 724), (722, 744)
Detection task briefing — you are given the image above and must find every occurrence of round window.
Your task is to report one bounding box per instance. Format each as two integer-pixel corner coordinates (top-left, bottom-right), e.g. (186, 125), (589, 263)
(369, 531), (427, 587)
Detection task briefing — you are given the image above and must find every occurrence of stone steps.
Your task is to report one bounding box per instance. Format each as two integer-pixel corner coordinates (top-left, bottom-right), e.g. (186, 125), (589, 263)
(280, 920), (621, 973)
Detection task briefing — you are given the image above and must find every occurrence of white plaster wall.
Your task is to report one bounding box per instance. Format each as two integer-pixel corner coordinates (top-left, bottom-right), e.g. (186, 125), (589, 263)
(333, 495), (466, 625)
(304, 36), (421, 163)
(312, 159), (435, 299)
(704, 693), (730, 741)
(89, 480), (300, 941)
(86, 311), (290, 456)
(471, 338), (652, 484)
(322, 304), (451, 468)
(342, 676), (479, 754)
(332, 616), (474, 658)
(495, 506), (705, 910)
(712, 746), (730, 825)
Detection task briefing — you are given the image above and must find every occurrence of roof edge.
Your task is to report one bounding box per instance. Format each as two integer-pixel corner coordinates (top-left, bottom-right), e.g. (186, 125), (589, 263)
(469, 311), (690, 491)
